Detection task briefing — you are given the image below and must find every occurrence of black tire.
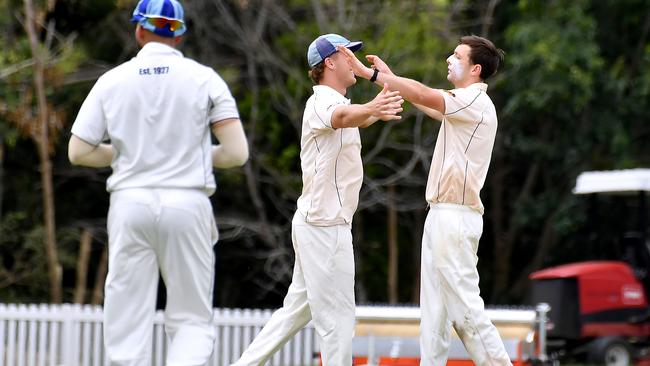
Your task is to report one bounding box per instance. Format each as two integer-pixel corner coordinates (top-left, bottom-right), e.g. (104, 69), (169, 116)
(587, 337), (633, 366)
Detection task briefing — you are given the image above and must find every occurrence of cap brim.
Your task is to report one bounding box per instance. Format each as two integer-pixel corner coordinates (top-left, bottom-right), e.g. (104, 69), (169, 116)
(346, 41), (363, 53)
(131, 13), (144, 23)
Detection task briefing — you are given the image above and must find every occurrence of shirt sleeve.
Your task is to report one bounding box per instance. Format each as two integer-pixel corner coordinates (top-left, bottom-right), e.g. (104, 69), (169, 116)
(70, 79), (108, 146)
(307, 94), (347, 133)
(442, 88), (484, 124)
(208, 71), (240, 125)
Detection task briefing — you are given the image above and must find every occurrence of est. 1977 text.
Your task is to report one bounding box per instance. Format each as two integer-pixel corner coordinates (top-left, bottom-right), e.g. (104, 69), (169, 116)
(139, 66), (170, 75)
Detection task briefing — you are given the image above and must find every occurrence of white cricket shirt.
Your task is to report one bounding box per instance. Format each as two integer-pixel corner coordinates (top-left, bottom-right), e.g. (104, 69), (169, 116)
(296, 85), (363, 226)
(71, 42), (239, 195)
(425, 82), (497, 214)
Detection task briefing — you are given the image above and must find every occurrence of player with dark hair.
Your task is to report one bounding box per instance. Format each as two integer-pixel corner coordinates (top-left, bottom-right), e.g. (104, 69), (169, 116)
(340, 35), (510, 365)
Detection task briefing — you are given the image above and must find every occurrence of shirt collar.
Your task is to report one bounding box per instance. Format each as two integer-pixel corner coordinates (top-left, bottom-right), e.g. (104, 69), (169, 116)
(466, 82), (488, 92)
(137, 42), (183, 58)
(313, 84), (349, 102)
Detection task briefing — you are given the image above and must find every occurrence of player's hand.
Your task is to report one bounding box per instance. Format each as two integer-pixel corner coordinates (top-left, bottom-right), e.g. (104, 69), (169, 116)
(366, 55), (394, 76)
(336, 45), (374, 80)
(368, 83), (404, 121)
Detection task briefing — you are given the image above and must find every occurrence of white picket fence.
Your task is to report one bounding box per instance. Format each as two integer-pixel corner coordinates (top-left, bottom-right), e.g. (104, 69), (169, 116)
(0, 303), (550, 366)
(0, 303), (318, 366)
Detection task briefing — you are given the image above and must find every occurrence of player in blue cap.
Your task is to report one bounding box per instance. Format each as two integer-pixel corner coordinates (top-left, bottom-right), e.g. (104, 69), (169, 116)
(231, 33), (403, 366)
(68, 0), (249, 364)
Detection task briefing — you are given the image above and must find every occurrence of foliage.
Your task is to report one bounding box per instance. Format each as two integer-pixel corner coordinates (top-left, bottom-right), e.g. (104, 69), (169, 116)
(0, 0), (649, 307)
(0, 211), (81, 302)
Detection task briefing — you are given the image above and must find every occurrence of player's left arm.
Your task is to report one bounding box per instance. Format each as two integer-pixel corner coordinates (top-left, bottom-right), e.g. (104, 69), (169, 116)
(358, 116), (380, 128)
(331, 83), (403, 129)
(369, 71), (446, 114)
(412, 103), (444, 121)
(211, 118), (249, 168)
(68, 135), (114, 168)
(338, 45), (446, 114)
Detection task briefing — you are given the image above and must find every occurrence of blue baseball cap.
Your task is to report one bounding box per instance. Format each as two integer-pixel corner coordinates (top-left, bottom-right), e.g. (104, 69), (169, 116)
(307, 34), (363, 68)
(131, 0), (186, 38)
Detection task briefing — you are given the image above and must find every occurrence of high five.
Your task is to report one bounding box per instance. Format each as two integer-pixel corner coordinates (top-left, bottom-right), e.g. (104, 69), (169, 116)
(340, 36), (509, 366)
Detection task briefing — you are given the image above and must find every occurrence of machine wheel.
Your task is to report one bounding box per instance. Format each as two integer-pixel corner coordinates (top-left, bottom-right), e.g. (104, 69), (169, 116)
(587, 337), (634, 366)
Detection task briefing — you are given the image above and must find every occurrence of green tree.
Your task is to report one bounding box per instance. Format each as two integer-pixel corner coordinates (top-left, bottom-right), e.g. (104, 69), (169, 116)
(484, 0), (650, 302)
(1, 0), (88, 303)
(2, 0), (649, 308)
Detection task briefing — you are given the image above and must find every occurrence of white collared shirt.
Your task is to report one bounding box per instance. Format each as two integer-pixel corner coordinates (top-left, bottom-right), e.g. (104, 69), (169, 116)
(426, 82), (497, 214)
(296, 85), (363, 226)
(71, 42), (239, 194)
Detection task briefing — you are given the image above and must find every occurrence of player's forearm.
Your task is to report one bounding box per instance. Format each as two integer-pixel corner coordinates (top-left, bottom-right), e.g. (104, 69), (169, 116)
(72, 145), (113, 167)
(211, 119), (249, 169)
(211, 144), (248, 168)
(375, 73), (437, 107)
(68, 135), (113, 168)
(331, 104), (374, 129)
(359, 116), (380, 128)
(413, 103), (444, 121)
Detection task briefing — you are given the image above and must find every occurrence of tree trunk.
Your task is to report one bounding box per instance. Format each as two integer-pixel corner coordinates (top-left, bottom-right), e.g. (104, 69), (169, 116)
(480, 0), (501, 37)
(23, 0), (62, 303)
(511, 207), (561, 297)
(411, 210), (424, 304)
(0, 141), (4, 220)
(387, 185), (398, 304)
(38, 143), (62, 303)
(241, 31), (275, 249)
(489, 162), (505, 302)
(491, 161), (540, 302)
(91, 245), (109, 305)
(73, 228), (93, 304)
(354, 213), (367, 303)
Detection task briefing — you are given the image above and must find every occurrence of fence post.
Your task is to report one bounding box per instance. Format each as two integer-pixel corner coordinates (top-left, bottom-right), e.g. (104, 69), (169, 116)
(536, 302), (551, 363)
(61, 303), (79, 366)
(6, 304), (17, 366)
(0, 304), (320, 366)
(17, 304), (27, 366)
(37, 303), (49, 366)
(0, 303), (6, 366)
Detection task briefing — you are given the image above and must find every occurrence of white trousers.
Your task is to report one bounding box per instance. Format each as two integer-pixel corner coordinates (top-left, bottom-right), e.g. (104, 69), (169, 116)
(420, 204), (511, 366)
(105, 188), (218, 366)
(232, 212), (355, 366)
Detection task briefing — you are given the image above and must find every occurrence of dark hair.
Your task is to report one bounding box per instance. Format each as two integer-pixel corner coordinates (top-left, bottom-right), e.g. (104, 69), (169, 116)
(460, 35), (505, 80)
(308, 62), (326, 84)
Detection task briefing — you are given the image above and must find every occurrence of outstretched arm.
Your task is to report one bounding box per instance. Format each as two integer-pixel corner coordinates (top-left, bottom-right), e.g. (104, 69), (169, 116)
(68, 135), (114, 167)
(331, 83), (404, 129)
(412, 103), (444, 121)
(211, 118), (249, 168)
(338, 45), (446, 115)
